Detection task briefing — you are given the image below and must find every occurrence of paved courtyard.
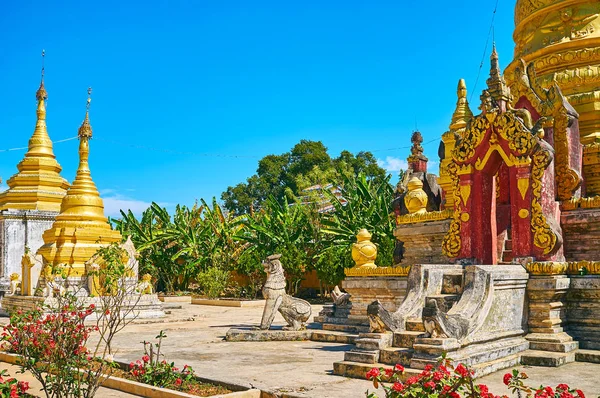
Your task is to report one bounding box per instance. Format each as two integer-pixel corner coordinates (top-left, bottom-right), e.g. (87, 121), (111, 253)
(1, 302), (599, 397)
(105, 303), (600, 397)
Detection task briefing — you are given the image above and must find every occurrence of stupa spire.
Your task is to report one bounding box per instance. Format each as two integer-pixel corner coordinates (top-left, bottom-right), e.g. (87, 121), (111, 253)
(450, 79), (473, 132)
(486, 43), (511, 104)
(38, 88), (122, 272)
(0, 50), (69, 212)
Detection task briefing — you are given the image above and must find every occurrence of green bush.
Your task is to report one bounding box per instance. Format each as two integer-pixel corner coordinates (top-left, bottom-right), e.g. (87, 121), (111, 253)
(196, 267), (230, 299)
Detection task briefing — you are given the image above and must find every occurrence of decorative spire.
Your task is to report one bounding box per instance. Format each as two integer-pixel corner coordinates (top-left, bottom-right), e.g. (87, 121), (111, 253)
(78, 87), (93, 139)
(407, 131), (428, 173)
(486, 43), (511, 104)
(0, 50), (69, 212)
(450, 79), (473, 133)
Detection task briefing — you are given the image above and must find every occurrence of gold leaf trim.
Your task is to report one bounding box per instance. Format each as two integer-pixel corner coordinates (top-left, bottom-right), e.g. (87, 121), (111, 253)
(567, 260), (600, 275)
(526, 261), (568, 275)
(396, 209), (453, 225)
(344, 266), (411, 277)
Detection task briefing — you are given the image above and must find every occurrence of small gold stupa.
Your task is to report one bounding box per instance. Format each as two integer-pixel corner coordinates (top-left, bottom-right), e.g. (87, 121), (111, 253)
(0, 52), (69, 211)
(37, 88), (122, 276)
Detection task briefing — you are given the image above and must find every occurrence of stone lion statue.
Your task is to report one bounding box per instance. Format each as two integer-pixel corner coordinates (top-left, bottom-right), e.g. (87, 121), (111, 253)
(260, 254), (312, 331)
(9, 273), (21, 296)
(136, 274), (154, 295)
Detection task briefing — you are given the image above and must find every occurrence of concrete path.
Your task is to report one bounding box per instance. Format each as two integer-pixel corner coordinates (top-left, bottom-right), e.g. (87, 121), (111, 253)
(2, 303), (599, 397)
(108, 303), (600, 397)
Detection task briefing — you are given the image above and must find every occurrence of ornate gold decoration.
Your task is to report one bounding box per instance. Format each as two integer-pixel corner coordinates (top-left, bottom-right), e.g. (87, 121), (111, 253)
(530, 147), (559, 255)
(396, 209), (453, 225)
(487, 44), (511, 103)
(37, 88), (123, 275)
(344, 265), (410, 277)
(441, 162), (462, 258)
(459, 183), (471, 207)
(404, 177), (428, 214)
(453, 116), (490, 163)
(507, 59), (582, 200)
(351, 229), (377, 269)
(526, 261), (568, 275)
(460, 213), (470, 222)
(567, 260), (600, 275)
(561, 195), (600, 210)
(407, 131), (428, 164)
(0, 50), (69, 212)
(519, 209), (530, 218)
(517, 178), (529, 200)
(583, 142), (600, 196)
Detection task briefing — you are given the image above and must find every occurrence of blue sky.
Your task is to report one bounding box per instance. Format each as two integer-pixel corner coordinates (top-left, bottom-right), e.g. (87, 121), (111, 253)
(0, 0), (516, 216)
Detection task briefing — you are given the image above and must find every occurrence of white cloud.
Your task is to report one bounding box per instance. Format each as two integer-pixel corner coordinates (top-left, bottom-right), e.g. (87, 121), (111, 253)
(377, 157), (409, 173)
(102, 194), (152, 218)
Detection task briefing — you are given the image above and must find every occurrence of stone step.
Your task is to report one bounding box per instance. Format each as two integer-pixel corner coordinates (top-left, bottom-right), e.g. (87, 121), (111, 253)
(425, 294), (461, 312)
(379, 347), (414, 367)
(356, 334), (393, 350)
(344, 350), (379, 364)
(575, 349), (600, 364)
(520, 350), (576, 367)
(393, 331), (427, 348)
(322, 323), (370, 334)
(406, 319), (425, 332)
(310, 330), (358, 345)
(316, 315), (368, 326)
(470, 353), (522, 378)
(529, 340), (579, 353)
(333, 361), (421, 380)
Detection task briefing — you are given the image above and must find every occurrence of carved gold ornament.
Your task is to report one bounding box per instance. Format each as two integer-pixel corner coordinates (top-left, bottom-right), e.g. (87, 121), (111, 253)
(530, 148), (558, 255)
(519, 209), (530, 218)
(441, 162), (463, 258)
(345, 265), (411, 277)
(526, 261), (568, 275)
(396, 209), (453, 225)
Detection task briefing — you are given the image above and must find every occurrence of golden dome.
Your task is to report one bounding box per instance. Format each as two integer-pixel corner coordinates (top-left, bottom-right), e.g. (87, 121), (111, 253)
(37, 90), (122, 274)
(0, 77), (69, 212)
(356, 228), (372, 242)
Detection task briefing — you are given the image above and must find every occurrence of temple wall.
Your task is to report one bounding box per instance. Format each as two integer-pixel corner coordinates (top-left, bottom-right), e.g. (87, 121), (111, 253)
(0, 210), (56, 278)
(561, 209), (600, 261)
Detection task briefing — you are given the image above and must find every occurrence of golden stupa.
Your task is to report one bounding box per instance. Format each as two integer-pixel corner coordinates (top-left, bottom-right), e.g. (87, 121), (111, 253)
(37, 88), (122, 276)
(0, 54), (69, 212)
(505, 0), (600, 195)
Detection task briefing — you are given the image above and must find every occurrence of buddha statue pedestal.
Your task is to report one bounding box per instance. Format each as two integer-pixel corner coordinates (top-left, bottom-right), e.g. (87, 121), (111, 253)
(394, 219), (452, 265)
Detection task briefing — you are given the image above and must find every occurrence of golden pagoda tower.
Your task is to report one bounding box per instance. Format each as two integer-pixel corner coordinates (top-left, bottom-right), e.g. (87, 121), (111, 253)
(505, 0), (600, 195)
(0, 52), (70, 284)
(37, 88), (122, 277)
(0, 51), (69, 211)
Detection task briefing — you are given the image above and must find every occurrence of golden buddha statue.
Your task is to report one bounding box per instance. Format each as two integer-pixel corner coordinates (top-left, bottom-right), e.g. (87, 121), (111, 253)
(351, 229), (377, 269)
(404, 177), (428, 214)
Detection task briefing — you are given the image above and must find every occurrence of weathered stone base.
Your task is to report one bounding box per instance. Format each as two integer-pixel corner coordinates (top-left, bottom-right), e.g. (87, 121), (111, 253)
(1, 294), (165, 319)
(225, 327), (358, 344)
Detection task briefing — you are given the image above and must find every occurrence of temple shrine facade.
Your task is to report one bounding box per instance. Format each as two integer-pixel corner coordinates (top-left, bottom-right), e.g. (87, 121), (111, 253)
(323, 0), (600, 379)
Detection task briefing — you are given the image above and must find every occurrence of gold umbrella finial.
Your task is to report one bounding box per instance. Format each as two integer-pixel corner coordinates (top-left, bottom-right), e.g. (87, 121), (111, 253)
(36, 50), (48, 101)
(78, 87), (93, 139)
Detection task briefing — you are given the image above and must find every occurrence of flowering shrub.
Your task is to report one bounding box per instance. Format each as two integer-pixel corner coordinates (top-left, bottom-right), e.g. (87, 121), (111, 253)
(0, 369), (31, 398)
(365, 357), (504, 398)
(2, 296), (102, 398)
(366, 360), (588, 398)
(129, 330), (195, 390)
(504, 370), (586, 398)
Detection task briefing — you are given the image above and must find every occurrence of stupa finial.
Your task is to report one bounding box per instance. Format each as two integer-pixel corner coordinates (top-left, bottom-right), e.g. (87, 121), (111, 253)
(36, 50), (48, 102)
(486, 43), (511, 104)
(78, 87), (93, 139)
(450, 79), (473, 132)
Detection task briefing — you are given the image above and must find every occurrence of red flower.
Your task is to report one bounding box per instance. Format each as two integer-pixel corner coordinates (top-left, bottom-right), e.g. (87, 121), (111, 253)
(503, 373), (512, 385)
(391, 382), (403, 392)
(576, 390), (585, 398)
(424, 364), (434, 372)
(424, 381), (435, 389)
(545, 386), (554, 395)
(366, 368), (380, 380)
(450, 392), (460, 398)
(142, 355), (150, 363)
(175, 378), (183, 387)
(384, 368), (394, 378)
(557, 384), (570, 391)
(394, 364), (404, 373)
(433, 371), (443, 381)
(405, 376), (418, 386)
(478, 384), (489, 394)
(17, 380), (30, 392)
(455, 363), (469, 378)
(129, 362), (135, 369)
